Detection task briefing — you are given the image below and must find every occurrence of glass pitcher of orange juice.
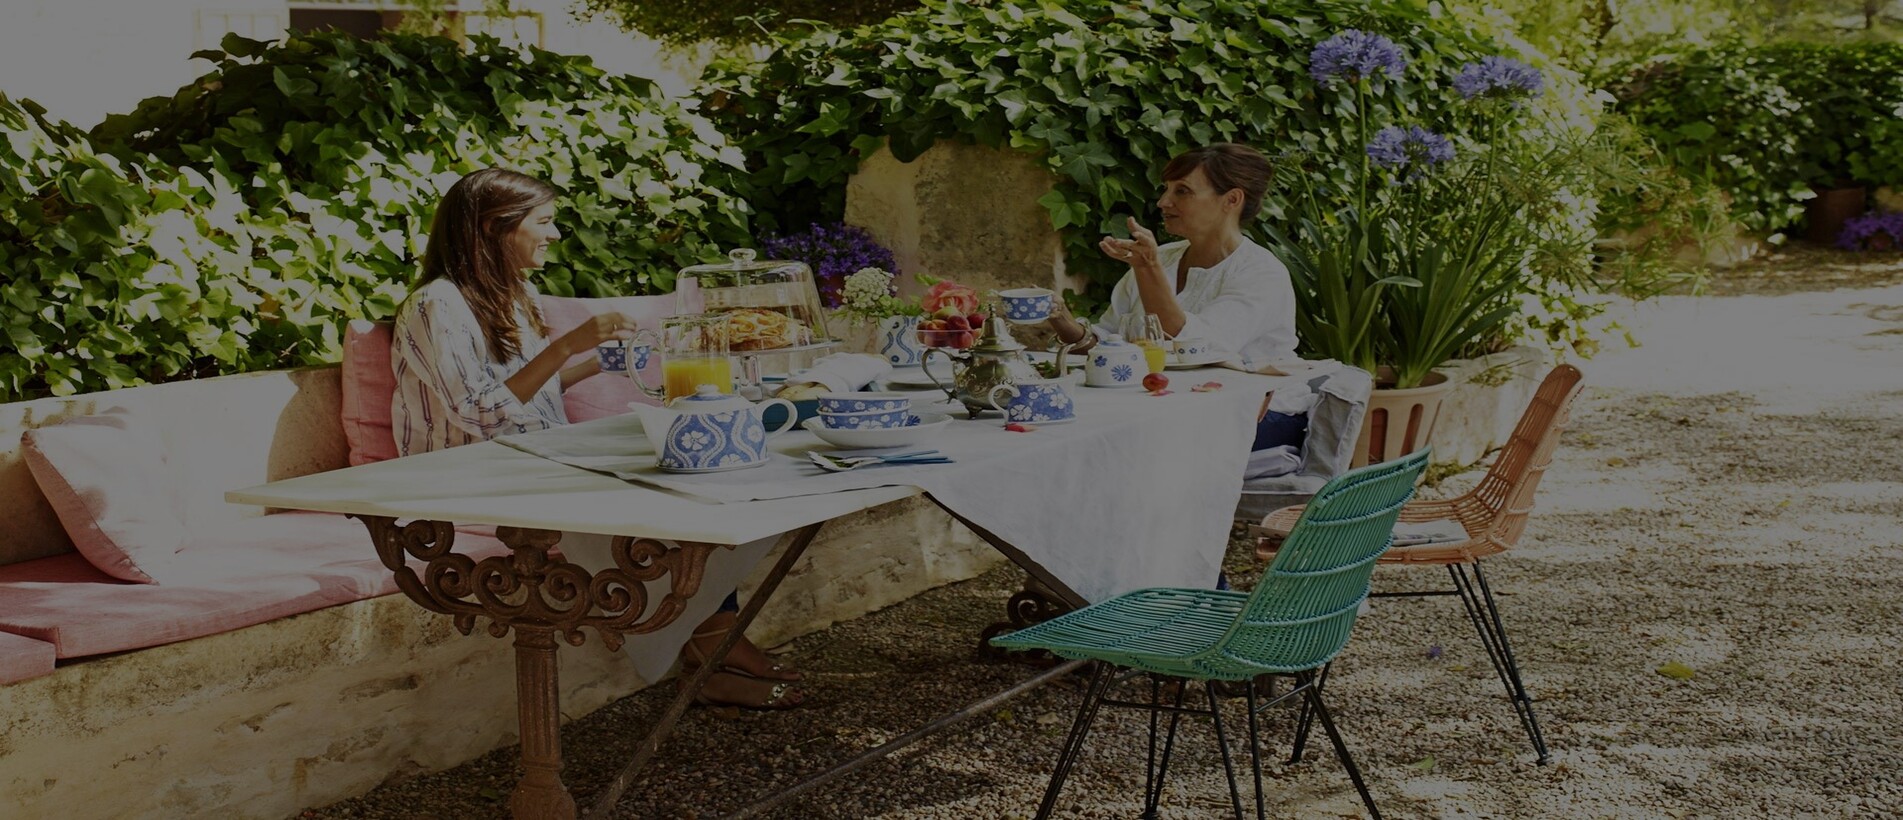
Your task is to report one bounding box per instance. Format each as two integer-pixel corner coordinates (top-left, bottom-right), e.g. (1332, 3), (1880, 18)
(630, 313), (735, 402)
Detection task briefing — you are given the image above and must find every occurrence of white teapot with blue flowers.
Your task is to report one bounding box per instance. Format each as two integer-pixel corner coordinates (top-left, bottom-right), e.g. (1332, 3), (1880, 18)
(633, 386), (796, 473)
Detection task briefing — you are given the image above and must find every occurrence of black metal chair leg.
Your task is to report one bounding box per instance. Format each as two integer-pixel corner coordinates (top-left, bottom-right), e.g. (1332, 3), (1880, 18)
(1036, 662), (1114, 820)
(1289, 663), (1329, 764)
(1245, 683), (1266, 819)
(1143, 676), (1190, 817)
(1303, 685), (1382, 820)
(1204, 682), (1246, 819)
(1470, 561), (1552, 764)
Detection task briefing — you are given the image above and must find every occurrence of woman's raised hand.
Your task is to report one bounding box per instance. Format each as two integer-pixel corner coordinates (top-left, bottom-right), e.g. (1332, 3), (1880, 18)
(558, 310), (639, 356)
(1098, 216), (1161, 271)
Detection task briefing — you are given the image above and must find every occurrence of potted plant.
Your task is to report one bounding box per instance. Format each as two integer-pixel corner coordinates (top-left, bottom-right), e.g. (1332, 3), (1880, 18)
(1267, 32), (1554, 465)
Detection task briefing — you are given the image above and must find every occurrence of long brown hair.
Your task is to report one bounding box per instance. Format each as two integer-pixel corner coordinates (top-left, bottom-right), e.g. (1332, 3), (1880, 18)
(1161, 143), (1274, 221)
(415, 168), (556, 361)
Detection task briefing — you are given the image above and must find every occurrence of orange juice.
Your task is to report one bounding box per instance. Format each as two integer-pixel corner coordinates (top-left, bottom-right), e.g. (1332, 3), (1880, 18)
(1136, 341), (1167, 374)
(663, 356), (733, 400)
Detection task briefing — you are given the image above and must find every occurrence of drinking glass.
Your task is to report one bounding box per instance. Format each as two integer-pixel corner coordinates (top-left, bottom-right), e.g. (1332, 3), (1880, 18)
(1125, 313), (1169, 374)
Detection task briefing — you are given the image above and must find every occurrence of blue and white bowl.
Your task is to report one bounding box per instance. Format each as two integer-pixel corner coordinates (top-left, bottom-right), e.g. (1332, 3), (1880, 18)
(999, 288), (1054, 324)
(816, 391), (912, 415)
(818, 408), (917, 430)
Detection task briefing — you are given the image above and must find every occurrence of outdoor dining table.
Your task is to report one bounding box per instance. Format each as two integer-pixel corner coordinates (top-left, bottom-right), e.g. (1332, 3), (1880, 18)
(228, 366), (1298, 819)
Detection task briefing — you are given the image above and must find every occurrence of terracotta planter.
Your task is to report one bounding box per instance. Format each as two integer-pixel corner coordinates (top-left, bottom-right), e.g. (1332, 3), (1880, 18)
(1806, 185), (1866, 245)
(1351, 368), (1453, 468)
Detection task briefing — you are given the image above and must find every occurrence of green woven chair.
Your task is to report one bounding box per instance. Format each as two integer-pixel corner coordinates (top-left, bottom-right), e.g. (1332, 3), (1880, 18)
(991, 450), (1429, 819)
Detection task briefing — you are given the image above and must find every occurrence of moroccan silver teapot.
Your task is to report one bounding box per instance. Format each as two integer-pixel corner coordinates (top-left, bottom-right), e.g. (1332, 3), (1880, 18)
(922, 314), (1041, 419)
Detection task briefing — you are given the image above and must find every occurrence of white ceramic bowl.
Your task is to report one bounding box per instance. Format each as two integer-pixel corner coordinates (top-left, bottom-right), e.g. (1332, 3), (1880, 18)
(802, 413), (952, 449)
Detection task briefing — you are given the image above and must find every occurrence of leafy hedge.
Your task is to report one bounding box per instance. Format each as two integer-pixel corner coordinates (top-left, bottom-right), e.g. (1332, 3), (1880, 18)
(1, 31), (752, 401)
(1612, 42), (1903, 233)
(700, 0), (1607, 318)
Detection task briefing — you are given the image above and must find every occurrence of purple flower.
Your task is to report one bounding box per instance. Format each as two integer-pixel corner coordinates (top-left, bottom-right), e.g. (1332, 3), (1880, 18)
(1367, 126), (1455, 179)
(1310, 30), (1406, 86)
(1453, 56), (1545, 103)
(1837, 211), (1903, 251)
(760, 222), (898, 307)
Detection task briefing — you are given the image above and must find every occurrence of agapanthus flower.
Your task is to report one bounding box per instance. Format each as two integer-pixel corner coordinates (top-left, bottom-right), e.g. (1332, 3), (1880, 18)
(1453, 56), (1545, 103)
(1366, 126), (1455, 179)
(1309, 30), (1406, 86)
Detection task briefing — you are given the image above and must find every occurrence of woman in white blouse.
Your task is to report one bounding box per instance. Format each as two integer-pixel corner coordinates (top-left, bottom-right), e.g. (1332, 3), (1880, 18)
(1049, 143), (1309, 451)
(392, 169), (804, 709)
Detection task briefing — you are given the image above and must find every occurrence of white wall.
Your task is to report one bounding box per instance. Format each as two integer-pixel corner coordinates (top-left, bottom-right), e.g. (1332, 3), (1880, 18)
(0, 0), (698, 129)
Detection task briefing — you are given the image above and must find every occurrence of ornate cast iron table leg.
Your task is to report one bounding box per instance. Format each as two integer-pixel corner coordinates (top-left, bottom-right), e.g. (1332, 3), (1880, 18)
(354, 515), (737, 820)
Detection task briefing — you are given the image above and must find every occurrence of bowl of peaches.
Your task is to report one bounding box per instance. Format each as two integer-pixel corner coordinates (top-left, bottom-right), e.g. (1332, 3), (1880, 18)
(915, 309), (988, 350)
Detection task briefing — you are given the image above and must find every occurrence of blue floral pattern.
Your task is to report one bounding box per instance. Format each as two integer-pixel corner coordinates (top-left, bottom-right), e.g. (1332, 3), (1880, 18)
(1111, 364), (1134, 382)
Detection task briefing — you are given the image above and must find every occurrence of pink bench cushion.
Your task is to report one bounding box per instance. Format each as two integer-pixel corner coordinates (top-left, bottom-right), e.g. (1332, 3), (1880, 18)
(342, 320), (401, 466)
(0, 512), (509, 659)
(0, 630), (56, 684)
(538, 281), (703, 422)
(20, 407), (188, 584)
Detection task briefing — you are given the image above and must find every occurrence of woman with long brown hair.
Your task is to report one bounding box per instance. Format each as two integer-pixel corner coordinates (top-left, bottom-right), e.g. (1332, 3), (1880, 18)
(392, 168), (804, 709)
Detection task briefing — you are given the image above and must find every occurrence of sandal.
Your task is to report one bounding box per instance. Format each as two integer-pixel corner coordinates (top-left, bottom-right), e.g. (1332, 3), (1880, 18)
(683, 613), (802, 682)
(681, 670), (804, 710)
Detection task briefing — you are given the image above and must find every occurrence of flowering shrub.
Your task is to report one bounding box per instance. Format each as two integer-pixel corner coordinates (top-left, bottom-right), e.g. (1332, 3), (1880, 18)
(1270, 34), (1599, 388)
(759, 222), (896, 308)
(1838, 212), (1903, 251)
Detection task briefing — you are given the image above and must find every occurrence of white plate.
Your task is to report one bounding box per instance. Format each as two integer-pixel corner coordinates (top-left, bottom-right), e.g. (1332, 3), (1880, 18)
(802, 413), (953, 449)
(1166, 351), (1230, 369)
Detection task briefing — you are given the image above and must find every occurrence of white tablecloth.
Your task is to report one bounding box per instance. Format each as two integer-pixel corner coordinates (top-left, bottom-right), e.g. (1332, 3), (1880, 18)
(498, 369), (1288, 605)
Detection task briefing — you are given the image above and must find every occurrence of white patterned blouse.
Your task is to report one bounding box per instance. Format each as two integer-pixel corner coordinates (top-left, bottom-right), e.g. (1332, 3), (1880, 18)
(391, 278), (567, 456)
(1092, 237), (1298, 369)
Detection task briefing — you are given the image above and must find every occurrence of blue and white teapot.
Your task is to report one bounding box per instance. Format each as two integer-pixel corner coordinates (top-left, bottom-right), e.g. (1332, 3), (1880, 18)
(633, 385), (796, 473)
(1082, 333), (1148, 388)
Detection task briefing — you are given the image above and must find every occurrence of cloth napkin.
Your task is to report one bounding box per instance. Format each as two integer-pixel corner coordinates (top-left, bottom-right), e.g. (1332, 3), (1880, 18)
(784, 353), (892, 393)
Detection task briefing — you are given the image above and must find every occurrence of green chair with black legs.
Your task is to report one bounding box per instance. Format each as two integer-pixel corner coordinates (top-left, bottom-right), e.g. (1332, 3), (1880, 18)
(991, 449), (1429, 819)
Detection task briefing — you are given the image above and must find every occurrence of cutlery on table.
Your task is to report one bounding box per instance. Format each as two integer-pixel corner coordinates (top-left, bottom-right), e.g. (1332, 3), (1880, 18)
(806, 450), (953, 472)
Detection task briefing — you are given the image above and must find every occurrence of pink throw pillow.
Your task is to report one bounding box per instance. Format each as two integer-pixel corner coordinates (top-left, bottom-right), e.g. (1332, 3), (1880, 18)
(20, 407), (188, 584)
(342, 320), (400, 466)
(538, 280), (703, 422)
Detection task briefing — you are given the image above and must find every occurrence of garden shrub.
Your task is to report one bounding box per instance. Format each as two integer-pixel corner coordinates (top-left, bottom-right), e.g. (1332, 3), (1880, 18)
(2, 31), (753, 401)
(1611, 42), (1903, 234)
(701, 0), (1628, 347)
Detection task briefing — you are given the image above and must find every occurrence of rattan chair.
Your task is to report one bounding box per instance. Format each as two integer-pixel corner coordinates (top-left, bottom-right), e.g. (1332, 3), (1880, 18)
(1252, 364), (1584, 765)
(992, 450), (1430, 820)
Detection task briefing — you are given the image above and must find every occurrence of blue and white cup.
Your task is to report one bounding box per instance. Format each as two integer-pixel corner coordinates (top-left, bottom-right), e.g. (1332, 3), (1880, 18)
(818, 408), (915, 429)
(999, 288), (1055, 324)
(596, 341), (630, 373)
(817, 392), (912, 415)
(986, 378), (1076, 423)
(1171, 337), (1212, 358)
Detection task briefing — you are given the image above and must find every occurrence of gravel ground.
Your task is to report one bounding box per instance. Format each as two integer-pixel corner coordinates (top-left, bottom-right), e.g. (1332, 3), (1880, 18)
(299, 246), (1903, 819)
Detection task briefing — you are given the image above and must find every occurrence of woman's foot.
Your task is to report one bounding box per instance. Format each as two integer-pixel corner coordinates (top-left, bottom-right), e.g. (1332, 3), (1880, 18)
(683, 610), (803, 682)
(684, 670), (804, 710)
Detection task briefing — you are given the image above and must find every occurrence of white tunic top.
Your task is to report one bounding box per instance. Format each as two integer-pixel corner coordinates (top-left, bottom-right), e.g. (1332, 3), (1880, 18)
(391, 278), (567, 456)
(1093, 237), (1298, 369)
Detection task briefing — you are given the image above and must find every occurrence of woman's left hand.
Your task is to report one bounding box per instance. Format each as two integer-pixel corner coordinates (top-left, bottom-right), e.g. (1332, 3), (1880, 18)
(1099, 217), (1161, 273)
(557, 310), (640, 357)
